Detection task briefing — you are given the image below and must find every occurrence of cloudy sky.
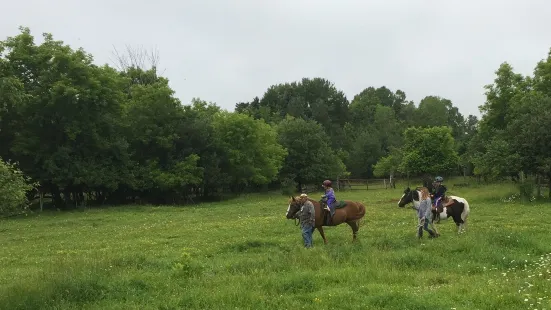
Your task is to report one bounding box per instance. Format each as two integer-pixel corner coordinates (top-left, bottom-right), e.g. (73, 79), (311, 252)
(2, 0), (551, 117)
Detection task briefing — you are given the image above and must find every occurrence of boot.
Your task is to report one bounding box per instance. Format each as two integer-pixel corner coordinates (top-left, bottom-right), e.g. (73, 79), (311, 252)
(417, 226), (423, 238)
(428, 230), (437, 238)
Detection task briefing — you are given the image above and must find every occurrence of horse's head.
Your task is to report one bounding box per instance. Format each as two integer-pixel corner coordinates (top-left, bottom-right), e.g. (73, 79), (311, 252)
(398, 187), (420, 208)
(286, 196), (302, 219)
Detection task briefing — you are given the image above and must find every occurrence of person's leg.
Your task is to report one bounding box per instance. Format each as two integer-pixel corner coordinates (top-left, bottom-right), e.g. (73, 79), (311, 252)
(434, 198), (442, 222)
(329, 201), (337, 217)
(424, 219), (436, 238)
(417, 218), (424, 238)
(302, 225), (313, 247)
(307, 226), (314, 247)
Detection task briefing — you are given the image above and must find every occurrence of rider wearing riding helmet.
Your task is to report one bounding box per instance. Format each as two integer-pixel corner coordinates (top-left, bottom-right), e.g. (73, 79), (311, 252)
(321, 180), (337, 217)
(431, 176), (447, 209)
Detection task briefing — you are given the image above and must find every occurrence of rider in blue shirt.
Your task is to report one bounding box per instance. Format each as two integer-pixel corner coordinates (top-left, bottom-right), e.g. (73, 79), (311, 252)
(431, 176), (447, 209)
(321, 179), (337, 217)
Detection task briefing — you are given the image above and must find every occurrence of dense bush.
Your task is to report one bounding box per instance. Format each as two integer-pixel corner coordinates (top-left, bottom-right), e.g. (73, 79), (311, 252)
(0, 158), (35, 215)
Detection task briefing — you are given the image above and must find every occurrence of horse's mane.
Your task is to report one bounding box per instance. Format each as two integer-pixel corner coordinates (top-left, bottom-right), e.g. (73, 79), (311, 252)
(288, 196), (319, 204)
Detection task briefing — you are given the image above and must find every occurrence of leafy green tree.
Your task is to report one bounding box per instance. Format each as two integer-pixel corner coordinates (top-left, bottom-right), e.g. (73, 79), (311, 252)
(479, 62), (527, 132)
(398, 126), (459, 177)
(346, 105), (402, 178)
(470, 62), (529, 181)
(177, 98), (222, 197)
(212, 112), (287, 192)
(1, 28), (130, 207)
(373, 147), (402, 178)
(0, 76), (28, 161)
(471, 136), (520, 181)
(508, 89), (551, 197)
(239, 78), (349, 149)
(348, 86), (407, 128)
(0, 158), (36, 215)
(276, 116), (346, 192)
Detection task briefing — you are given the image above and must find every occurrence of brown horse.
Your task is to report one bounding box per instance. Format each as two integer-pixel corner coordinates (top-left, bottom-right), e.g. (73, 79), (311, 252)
(286, 196), (366, 243)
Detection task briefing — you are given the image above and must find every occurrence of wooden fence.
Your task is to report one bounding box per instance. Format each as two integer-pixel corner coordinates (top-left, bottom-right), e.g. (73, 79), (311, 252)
(337, 178), (396, 191)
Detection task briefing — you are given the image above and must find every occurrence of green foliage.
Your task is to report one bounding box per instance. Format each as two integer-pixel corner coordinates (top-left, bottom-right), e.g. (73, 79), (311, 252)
(0, 158), (36, 215)
(471, 49), (551, 200)
(346, 105), (403, 178)
(4, 25), (545, 205)
(471, 136), (520, 181)
(276, 116), (346, 189)
(479, 62), (527, 132)
(398, 126), (459, 176)
(212, 112), (287, 189)
(148, 154), (203, 191)
(241, 77), (350, 149)
(373, 147), (402, 178)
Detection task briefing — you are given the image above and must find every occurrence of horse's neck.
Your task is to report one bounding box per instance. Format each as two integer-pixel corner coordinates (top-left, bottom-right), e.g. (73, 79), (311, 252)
(307, 198), (320, 205)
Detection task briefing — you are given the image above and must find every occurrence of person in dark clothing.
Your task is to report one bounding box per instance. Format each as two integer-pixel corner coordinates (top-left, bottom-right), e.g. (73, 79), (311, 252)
(431, 176), (447, 222)
(431, 176), (447, 207)
(321, 179), (337, 218)
(298, 193), (316, 248)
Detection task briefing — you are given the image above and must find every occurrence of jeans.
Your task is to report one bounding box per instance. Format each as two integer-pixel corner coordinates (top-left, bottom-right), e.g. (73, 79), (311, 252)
(301, 225), (314, 248)
(417, 218), (434, 237)
(327, 201), (337, 217)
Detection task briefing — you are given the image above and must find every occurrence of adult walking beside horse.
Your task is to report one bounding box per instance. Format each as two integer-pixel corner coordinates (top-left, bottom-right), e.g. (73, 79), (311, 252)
(286, 186), (367, 244)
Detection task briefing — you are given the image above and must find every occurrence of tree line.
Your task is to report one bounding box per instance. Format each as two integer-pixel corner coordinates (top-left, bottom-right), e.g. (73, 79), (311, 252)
(1, 27), (550, 213)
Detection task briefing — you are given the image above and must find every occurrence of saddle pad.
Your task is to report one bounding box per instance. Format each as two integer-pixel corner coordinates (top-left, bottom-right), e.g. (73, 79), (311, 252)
(335, 200), (347, 209)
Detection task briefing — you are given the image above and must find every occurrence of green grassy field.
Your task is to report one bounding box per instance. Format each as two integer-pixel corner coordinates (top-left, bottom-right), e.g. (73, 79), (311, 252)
(1, 181), (551, 310)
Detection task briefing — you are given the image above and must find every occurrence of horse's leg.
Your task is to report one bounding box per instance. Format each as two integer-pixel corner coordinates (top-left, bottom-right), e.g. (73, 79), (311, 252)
(459, 219), (467, 234)
(461, 212), (468, 233)
(317, 226), (328, 244)
(346, 221), (360, 242)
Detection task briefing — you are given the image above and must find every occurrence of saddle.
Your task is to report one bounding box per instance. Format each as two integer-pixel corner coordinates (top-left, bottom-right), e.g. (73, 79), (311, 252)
(319, 199), (347, 226)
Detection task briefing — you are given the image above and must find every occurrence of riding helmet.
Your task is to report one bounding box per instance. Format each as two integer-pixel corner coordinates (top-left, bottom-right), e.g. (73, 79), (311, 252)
(322, 180), (332, 187)
(435, 176), (444, 182)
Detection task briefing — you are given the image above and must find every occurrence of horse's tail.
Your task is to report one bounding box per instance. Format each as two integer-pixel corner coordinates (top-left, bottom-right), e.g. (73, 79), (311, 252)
(355, 203), (367, 227)
(461, 198), (470, 221)
(359, 203), (366, 218)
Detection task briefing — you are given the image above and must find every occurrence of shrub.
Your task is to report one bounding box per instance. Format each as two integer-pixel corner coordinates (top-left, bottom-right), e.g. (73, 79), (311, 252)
(0, 157), (36, 215)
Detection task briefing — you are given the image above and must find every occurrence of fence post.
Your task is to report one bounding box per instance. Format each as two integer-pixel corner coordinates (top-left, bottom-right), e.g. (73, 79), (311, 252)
(366, 179), (369, 190)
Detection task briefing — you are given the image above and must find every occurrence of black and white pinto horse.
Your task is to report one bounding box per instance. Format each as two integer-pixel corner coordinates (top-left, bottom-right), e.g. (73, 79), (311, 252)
(397, 187), (470, 234)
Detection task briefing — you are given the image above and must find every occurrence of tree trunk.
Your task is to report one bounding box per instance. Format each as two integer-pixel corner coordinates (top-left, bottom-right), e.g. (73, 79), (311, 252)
(536, 174), (541, 198)
(51, 186), (64, 209)
(39, 191), (44, 212)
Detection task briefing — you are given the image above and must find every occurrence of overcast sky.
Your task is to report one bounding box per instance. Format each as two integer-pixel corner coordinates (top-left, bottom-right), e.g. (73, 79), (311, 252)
(2, 0), (551, 117)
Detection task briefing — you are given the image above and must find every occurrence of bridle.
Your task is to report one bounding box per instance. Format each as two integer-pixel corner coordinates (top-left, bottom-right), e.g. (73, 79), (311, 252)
(402, 190), (418, 209)
(288, 202), (301, 226)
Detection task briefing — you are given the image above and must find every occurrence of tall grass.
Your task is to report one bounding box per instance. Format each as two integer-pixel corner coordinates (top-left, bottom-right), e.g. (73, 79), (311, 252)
(1, 180), (550, 309)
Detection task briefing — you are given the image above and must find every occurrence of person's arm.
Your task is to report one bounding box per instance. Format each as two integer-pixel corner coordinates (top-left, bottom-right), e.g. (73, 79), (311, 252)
(417, 200), (423, 218)
(308, 203), (316, 223)
(420, 199), (429, 218)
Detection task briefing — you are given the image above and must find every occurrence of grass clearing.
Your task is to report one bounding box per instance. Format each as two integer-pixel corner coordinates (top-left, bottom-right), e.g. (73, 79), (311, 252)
(1, 180), (551, 309)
